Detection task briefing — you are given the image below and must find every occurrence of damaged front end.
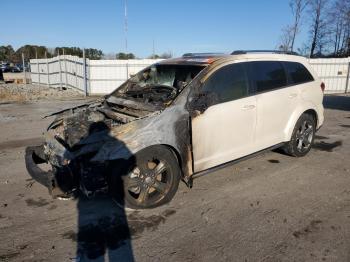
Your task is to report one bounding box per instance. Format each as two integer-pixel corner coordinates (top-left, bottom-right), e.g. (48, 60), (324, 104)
(25, 96), (160, 198)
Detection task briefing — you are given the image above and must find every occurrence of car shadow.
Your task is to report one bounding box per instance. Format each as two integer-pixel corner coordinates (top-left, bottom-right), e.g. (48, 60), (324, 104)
(72, 122), (136, 261)
(323, 94), (350, 111)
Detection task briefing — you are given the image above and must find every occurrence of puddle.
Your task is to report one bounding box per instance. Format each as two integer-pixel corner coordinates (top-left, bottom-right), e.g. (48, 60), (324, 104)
(268, 159), (280, 163)
(339, 124), (350, 128)
(313, 141), (342, 152)
(25, 197), (51, 207)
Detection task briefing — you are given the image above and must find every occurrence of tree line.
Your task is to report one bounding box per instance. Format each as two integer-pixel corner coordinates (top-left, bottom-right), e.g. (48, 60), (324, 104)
(0, 45), (105, 63)
(279, 0), (350, 57)
(0, 44), (174, 63)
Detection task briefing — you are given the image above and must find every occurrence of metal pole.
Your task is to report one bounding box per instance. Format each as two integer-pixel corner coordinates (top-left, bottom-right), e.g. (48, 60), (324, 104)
(345, 62), (350, 93)
(58, 49), (62, 90)
(75, 58), (78, 89)
(22, 53), (26, 87)
(63, 49), (68, 89)
(36, 49), (40, 86)
(126, 61), (129, 80)
(83, 49), (88, 96)
(45, 51), (50, 88)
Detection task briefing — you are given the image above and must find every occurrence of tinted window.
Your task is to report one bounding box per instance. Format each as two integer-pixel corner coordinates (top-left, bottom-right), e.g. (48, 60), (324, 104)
(284, 61), (314, 84)
(202, 63), (248, 104)
(248, 61), (287, 93)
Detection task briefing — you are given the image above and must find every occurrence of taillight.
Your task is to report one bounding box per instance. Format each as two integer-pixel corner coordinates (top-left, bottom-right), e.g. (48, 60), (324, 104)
(320, 82), (325, 92)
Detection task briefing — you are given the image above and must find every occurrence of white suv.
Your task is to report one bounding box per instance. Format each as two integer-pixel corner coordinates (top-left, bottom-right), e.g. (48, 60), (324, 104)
(26, 51), (324, 209)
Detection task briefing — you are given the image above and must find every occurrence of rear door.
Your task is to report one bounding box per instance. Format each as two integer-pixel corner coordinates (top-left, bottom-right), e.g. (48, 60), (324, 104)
(190, 62), (257, 172)
(247, 61), (299, 150)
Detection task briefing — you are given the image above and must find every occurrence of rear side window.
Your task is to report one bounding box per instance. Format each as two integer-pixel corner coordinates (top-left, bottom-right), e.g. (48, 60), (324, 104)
(283, 61), (314, 84)
(202, 63), (248, 104)
(248, 61), (287, 93)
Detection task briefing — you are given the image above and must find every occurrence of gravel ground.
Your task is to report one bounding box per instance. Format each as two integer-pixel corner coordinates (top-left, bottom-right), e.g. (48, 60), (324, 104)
(0, 83), (85, 102)
(0, 94), (350, 261)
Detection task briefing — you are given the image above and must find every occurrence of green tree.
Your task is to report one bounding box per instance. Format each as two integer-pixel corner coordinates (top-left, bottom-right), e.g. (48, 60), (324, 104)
(0, 45), (15, 62)
(116, 52), (135, 59)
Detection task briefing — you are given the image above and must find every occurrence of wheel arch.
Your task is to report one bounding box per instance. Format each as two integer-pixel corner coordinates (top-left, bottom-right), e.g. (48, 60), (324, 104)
(284, 106), (319, 141)
(158, 144), (190, 181)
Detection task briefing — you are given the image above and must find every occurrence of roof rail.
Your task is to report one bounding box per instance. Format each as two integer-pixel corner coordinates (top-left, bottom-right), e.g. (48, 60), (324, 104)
(182, 52), (225, 58)
(231, 50), (299, 55)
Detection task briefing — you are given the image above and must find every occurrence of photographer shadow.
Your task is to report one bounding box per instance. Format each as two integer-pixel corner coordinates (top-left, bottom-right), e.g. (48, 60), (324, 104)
(73, 121), (136, 262)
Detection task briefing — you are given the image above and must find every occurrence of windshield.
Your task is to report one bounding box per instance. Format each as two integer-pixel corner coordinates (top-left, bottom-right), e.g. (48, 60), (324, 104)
(111, 64), (205, 107)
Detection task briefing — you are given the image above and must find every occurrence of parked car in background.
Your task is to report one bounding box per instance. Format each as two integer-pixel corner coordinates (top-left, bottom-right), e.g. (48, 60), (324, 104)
(26, 50), (324, 209)
(1, 63), (11, 72)
(10, 65), (22, 72)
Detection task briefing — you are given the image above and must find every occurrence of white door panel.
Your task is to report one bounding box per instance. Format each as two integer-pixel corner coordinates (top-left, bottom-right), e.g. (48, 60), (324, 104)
(192, 96), (257, 172)
(255, 85), (300, 150)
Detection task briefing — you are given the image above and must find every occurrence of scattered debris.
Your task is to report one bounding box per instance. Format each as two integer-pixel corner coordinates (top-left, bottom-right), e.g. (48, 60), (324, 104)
(293, 220), (322, 238)
(0, 83), (83, 102)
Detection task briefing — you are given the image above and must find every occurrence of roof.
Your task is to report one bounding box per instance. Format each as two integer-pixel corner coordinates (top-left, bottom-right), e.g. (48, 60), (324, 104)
(157, 51), (307, 66)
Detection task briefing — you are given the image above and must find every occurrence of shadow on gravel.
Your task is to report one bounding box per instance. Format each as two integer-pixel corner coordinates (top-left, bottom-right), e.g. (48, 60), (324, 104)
(323, 95), (350, 111)
(312, 140), (343, 152)
(62, 122), (177, 261)
(71, 122), (135, 262)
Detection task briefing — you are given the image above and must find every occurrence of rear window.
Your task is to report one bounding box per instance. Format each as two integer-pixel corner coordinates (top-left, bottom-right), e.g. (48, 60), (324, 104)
(283, 62), (314, 84)
(247, 61), (287, 93)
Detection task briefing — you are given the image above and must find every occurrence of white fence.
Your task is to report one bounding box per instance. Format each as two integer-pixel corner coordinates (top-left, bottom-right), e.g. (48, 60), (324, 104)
(89, 59), (162, 94)
(31, 55), (350, 95)
(308, 57), (350, 94)
(30, 55), (162, 95)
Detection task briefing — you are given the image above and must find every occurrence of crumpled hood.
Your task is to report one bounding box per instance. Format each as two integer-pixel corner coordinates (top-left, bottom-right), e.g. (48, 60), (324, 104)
(45, 96), (160, 151)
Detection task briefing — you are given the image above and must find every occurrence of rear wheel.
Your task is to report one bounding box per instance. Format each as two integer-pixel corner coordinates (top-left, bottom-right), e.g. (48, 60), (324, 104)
(111, 145), (181, 209)
(284, 113), (316, 157)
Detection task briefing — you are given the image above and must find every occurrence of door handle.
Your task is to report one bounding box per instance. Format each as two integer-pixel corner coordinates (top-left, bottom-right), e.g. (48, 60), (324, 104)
(288, 93), (297, 98)
(242, 105), (255, 110)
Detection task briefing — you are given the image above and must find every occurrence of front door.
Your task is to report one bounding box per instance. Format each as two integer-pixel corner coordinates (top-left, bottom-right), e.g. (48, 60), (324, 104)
(190, 62), (257, 173)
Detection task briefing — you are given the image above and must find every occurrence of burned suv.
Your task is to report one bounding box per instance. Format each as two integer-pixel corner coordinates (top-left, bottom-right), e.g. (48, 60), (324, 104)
(26, 51), (324, 209)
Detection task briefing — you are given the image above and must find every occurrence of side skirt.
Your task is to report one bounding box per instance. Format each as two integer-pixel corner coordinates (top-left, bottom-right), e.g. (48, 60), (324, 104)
(191, 143), (285, 180)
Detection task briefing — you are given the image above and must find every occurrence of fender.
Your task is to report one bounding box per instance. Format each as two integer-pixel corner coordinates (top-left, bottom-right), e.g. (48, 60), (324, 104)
(283, 101), (321, 142)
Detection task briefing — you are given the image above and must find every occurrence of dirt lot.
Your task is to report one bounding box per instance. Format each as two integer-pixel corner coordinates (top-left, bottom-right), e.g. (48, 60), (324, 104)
(0, 89), (350, 261)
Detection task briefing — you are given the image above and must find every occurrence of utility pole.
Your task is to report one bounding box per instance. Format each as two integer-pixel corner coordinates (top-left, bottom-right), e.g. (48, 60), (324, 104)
(124, 0), (128, 54)
(22, 53), (26, 87)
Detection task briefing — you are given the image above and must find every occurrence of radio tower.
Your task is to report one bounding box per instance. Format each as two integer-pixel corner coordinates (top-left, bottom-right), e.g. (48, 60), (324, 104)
(124, 0), (128, 53)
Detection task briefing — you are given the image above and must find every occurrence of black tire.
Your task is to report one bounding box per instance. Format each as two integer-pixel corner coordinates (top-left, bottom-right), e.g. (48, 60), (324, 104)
(110, 145), (181, 209)
(284, 113), (316, 157)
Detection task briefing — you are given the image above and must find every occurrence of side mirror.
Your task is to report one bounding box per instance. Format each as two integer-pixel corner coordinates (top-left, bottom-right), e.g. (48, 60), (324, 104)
(188, 91), (218, 116)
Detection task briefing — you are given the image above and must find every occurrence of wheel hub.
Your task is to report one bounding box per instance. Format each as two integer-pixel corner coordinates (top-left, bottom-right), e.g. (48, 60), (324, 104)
(144, 176), (154, 185)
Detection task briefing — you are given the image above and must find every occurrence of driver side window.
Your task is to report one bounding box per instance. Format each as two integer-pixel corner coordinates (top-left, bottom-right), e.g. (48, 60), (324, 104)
(202, 63), (249, 105)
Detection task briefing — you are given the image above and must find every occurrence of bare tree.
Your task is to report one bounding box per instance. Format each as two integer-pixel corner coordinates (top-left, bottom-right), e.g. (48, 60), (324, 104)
(308, 0), (329, 57)
(289, 0), (309, 51)
(278, 25), (295, 51)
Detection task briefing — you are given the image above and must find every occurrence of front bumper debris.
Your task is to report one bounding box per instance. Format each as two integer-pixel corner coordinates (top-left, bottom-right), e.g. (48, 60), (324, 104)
(25, 145), (53, 188)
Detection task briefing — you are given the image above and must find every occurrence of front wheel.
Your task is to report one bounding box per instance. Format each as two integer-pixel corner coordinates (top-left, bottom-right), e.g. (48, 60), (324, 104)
(284, 113), (316, 157)
(110, 145), (181, 209)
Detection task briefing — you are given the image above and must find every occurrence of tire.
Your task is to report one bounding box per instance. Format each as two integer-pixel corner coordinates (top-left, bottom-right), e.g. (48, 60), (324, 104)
(284, 113), (316, 157)
(110, 145), (181, 209)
